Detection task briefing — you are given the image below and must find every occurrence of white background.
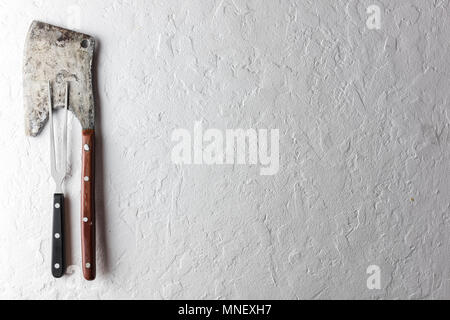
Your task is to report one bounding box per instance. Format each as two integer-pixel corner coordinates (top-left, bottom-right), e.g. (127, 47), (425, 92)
(0, 0), (449, 299)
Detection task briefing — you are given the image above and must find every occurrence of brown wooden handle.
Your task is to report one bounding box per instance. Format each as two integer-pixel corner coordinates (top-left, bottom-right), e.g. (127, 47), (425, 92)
(81, 129), (96, 280)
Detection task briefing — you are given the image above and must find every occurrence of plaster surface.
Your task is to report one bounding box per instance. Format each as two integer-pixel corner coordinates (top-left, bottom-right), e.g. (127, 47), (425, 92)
(0, 0), (449, 299)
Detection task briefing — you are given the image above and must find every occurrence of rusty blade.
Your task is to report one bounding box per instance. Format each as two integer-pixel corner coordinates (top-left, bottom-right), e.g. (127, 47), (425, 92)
(23, 21), (95, 136)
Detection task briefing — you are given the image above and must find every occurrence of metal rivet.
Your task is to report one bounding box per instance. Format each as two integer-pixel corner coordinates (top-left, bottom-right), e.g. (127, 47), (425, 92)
(55, 203), (60, 209)
(54, 233), (60, 239)
(86, 263), (91, 269)
(83, 217), (89, 223)
(84, 176), (90, 182)
(84, 144), (90, 151)
(54, 263), (60, 269)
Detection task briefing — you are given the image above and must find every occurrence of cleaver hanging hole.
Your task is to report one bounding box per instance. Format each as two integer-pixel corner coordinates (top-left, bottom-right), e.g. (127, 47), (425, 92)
(81, 39), (90, 48)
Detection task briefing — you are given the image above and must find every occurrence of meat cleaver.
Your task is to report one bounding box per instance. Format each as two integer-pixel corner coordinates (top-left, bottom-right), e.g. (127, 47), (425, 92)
(24, 21), (96, 280)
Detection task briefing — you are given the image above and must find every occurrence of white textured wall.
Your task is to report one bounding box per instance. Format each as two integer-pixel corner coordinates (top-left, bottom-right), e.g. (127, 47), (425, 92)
(0, 0), (449, 299)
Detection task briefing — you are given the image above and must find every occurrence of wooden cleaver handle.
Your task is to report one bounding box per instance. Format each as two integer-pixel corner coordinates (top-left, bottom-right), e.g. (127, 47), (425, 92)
(81, 129), (96, 280)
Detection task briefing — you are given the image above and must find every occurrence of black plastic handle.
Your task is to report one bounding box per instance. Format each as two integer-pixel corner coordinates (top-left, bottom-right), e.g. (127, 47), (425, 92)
(52, 193), (65, 278)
